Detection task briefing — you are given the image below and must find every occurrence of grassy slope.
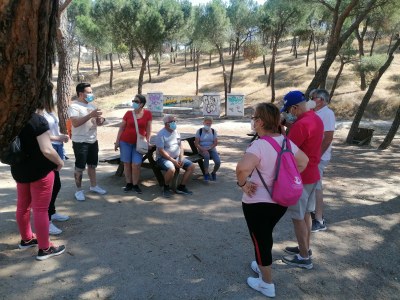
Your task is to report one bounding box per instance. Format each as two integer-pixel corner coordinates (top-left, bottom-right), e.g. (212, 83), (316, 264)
(67, 42), (400, 120)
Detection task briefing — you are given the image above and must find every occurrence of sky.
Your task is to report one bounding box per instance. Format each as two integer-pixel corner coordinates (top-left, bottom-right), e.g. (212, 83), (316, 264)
(189, 0), (266, 6)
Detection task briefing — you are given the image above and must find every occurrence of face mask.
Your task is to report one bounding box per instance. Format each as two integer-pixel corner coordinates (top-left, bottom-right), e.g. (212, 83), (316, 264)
(306, 100), (316, 110)
(251, 119), (255, 131)
(169, 122), (177, 130)
(286, 113), (297, 123)
(132, 102), (140, 110)
(203, 125), (210, 131)
(85, 93), (94, 102)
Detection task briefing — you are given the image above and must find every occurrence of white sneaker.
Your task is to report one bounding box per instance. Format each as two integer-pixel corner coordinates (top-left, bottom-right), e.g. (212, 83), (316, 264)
(90, 185), (107, 195)
(51, 213), (70, 222)
(75, 190), (85, 201)
(49, 222), (62, 235)
(251, 261), (261, 277)
(247, 277), (275, 298)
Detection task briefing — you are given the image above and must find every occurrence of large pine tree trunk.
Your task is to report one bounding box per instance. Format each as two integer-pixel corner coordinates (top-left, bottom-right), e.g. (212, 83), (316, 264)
(0, 1), (58, 156)
(56, 1), (73, 134)
(346, 37), (400, 144)
(378, 105), (400, 150)
(355, 29), (367, 91)
(196, 51), (200, 96)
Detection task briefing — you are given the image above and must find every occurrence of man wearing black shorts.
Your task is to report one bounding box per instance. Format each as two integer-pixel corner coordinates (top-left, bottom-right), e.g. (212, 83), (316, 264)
(67, 83), (106, 201)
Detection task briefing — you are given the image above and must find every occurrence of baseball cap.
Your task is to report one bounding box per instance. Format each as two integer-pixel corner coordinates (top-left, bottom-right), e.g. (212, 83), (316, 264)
(280, 90), (306, 112)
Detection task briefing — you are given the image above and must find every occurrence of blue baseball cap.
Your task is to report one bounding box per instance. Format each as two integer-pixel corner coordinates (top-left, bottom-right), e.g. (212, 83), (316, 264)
(280, 90), (306, 112)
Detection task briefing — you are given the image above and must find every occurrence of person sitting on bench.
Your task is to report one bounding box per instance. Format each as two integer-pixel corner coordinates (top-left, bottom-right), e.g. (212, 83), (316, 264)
(155, 115), (195, 198)
(194, 116), (221, 181)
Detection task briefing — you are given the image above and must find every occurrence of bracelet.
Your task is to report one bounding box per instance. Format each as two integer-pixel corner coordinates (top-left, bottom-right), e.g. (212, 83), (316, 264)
(237, 181), (246, 187)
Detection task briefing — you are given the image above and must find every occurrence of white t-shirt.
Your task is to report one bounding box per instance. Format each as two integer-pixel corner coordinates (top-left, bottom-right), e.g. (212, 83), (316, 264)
(242, 135), (299, 204)
(43, 110), (62, 145)
(67, 101), (97, 143)
(155, 128), (181, 159)
(316, 105), (335, 161)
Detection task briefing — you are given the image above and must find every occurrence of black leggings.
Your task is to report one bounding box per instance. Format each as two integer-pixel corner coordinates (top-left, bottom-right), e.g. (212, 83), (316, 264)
(242, 202), (287, 266)
(48, 171), (61, 220)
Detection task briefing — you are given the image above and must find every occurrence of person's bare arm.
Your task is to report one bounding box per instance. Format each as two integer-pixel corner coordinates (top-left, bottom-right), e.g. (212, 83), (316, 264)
(294, 148), (309, 173)
(114, 120), (127, 151)
(321, 131), (334, 157)
(37, 131), (64, 171)
(70, 109), (102, 128)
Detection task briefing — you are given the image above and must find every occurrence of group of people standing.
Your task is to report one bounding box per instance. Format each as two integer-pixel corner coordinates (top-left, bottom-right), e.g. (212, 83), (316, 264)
(10, 82), (222, 260)
(236, 89), (335, 298)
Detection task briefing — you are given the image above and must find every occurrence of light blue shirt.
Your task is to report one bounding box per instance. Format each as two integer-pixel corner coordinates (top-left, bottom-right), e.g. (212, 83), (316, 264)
(156, 128), (181, 159)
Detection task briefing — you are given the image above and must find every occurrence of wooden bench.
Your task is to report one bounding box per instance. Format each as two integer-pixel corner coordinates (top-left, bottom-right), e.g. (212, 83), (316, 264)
(100, 135), (205, 189)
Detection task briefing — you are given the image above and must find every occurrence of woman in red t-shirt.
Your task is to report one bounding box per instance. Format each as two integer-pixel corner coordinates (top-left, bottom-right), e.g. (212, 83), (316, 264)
(114, 94), (152, 193)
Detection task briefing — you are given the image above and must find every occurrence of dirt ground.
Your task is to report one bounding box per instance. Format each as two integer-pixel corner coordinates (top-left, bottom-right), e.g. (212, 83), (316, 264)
(0, 107), (399, 300)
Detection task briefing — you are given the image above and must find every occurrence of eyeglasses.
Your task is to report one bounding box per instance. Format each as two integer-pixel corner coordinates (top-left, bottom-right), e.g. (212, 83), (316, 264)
(166, 120), (176, 124)
(132, 100), (140, 103)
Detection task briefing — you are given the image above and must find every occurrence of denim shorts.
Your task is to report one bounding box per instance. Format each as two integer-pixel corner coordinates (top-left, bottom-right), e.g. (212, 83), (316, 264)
(72, 141), (99, 170)
(119, 141), (143, 164)
(157, 157), (193, 171)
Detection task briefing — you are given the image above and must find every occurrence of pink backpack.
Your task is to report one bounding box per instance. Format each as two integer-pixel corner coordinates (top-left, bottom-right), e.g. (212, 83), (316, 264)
(256, 136), (303, 207)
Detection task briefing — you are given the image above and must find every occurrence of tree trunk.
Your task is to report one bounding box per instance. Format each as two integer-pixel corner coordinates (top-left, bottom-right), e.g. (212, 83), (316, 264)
(158, 50), (162, 76)
(369, 30), (378, 56)
(378, 105), (400, 150)
(216, 45), (228, 115)
(95, 48), (101, 76)
(346, 37), (400, 144)
(0, 1), (58, 156)
(118, 53), (124, 72)
(330, 58), (345, 99)
(137, 56), (148, 95)
(56, 1), (73, 134)
(184, 46), (187, 68)
(77, 42), (81, 80)
(196, 51), (200, 96)
(92, 47), (95, 70)
(209, 52), (212, 67)
(109, 53), (113, 89)
(228, 37), (240, 93)
(355, 29), (367, 91)
(306, 34), (312, 67)
(269, 42), (277, 102)
(312, 34), (317, 75)
(147, 59), (152, 83)
(262, 55), (267, 76)
(193, 47), (196, 71)
(129, 46), (134, 68)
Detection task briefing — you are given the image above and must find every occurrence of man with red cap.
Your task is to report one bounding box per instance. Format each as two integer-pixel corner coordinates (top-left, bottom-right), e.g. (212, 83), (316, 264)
(280, 90), (323, 269)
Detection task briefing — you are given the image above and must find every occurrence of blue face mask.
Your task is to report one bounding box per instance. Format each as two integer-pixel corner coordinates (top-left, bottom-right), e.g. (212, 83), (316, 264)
(85, 93), (94, 102)
(286, 113), (297, 123)
(169, 122), (177, 130)
(132, 102), (140, 110)
(203, 125), (210, 131)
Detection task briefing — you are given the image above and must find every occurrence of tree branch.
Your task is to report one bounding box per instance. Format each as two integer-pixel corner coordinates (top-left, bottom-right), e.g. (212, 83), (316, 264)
(59, 0), (72, 14)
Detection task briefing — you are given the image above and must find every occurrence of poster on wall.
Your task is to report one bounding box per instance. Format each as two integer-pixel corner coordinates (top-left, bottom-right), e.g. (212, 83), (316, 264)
(202, 93), (220, 117)
(146, 92), (164, 116)
(227, 94), (245, 117)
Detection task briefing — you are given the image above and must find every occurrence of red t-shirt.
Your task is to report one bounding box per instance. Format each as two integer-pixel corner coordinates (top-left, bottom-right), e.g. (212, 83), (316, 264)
(288, 110), (324, 184)
(120, 109), (152, 144)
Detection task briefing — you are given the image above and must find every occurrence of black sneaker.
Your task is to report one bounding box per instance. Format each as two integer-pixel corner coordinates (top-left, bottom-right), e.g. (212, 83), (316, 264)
(311, 219), (327, 232)
(162, 187), (172, 198)
(176, 185), (193, 195)
(19, 237), (38, 250)
(282, 254), (313, 269)
(123, 183), (133, 193)
(132, 185), (143, 194)
(284, 246), (313, 258)
(36, 245), (66, 261)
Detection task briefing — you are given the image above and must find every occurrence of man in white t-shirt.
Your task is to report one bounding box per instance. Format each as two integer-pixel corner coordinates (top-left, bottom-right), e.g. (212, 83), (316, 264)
(310, 89), (335, 232)
(67, 83), (106, 201)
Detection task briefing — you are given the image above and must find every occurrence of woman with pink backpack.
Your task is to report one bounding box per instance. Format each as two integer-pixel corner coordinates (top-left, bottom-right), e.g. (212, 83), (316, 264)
(236, 103), (308, 298)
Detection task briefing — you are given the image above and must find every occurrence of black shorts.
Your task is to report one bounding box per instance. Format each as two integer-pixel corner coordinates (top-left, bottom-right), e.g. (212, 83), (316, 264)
(72, 141), (99, 170)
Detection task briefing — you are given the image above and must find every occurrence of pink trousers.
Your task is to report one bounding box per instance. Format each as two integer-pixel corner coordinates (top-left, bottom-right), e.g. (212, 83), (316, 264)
(16, 171), (54, 249)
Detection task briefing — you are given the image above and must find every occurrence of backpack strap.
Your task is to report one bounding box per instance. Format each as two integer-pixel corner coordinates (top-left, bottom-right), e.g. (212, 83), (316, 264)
(199, 128), (215, 137)
(259, 135), (286, 152)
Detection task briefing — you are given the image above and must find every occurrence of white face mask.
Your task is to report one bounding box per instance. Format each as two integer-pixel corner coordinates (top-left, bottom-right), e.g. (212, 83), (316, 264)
(306, 100), (316, 110)
(251, 119), (256, 131)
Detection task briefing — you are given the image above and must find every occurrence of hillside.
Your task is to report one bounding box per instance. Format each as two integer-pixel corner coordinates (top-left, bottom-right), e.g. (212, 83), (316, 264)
(61, 43), (400, 120)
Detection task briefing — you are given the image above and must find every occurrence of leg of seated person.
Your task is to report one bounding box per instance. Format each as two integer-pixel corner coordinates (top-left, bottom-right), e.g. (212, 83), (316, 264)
(201, 151), (210, 174)
(181, 162), (195, 186)
(209, 149), (221, 173)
